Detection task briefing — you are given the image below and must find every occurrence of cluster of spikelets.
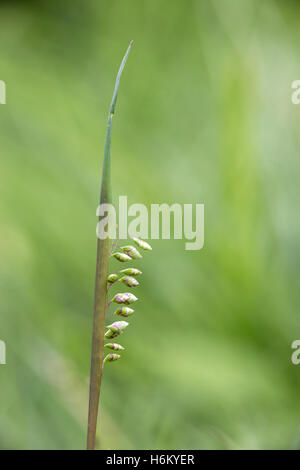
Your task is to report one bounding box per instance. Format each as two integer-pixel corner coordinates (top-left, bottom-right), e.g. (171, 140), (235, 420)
(103, 237), (152, 364)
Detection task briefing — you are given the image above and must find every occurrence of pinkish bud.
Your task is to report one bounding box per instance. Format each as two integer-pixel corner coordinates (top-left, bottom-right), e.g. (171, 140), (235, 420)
(119, 276), (139, 287)
(114, 306), (134, 317)
(106, 321), (129, 334)
(105, 329), (119, 339)
(120, 268), (142, 276)
(105, 343), (125, 351)
(111, 252), (132, 262)
(132, 238), (152, 251)
(103, 353), (121, 363)
(121, 246), (142, 259)
(111, 293), (138, 304)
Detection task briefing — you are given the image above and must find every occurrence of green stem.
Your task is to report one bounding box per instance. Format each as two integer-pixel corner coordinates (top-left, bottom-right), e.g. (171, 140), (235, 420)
(87, 41), (133, 450)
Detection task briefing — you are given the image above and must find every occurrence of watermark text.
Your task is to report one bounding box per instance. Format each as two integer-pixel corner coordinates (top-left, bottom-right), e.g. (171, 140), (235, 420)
(96, 196), (204, 251)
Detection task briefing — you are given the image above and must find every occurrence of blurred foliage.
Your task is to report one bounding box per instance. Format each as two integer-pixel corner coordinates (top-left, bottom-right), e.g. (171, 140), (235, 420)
(1, 0), (300, 449)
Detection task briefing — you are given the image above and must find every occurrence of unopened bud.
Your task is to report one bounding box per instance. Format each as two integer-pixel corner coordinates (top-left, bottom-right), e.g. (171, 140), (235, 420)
(119, 276), (139, 287)
(105, 342), (125, 351)
(105, 329), (119, 339)
(120, 268), (142, 276)
(108, 273), (119, 284)
(103, 353), (121, 363)
(121, 246), (142, 259)
(132, 237), (152, 251)
(106, 321), (129, 334)
(111, 252), (132, 262)
(112, 293), (138, 304)
(114, 306), (134, 317)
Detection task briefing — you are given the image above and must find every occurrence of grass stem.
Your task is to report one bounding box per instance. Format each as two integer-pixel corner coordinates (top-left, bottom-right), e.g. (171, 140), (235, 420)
(86, 41), (133, 450)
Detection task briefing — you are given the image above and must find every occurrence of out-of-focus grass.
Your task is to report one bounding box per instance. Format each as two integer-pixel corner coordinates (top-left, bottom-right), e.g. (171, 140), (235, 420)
(1, 0), (300, 449)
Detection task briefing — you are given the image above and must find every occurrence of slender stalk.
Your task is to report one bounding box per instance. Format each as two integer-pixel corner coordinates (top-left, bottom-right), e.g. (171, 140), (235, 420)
(87, 41), (133, 450)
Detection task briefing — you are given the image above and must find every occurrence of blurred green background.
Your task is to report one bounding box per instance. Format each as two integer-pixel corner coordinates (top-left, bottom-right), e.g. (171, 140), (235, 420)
(1, 0), (300, 450)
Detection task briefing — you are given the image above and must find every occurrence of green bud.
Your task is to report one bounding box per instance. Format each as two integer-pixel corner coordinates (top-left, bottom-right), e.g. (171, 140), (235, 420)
(105, 343), (125, 351)
(132, 237), (152, 251)
(119, 276), (139, 287)
(111, 252), (132, 262)
(121, 246), (142, 259)
(112, 293), (138, 304)
(120, 268), (142, 276)
(105, 329), (119, 339)
(106, 321), (129, 334)
(114, 306), (134, 317)
(103, 353), (121, 363)
(108, 273), (119, 284)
